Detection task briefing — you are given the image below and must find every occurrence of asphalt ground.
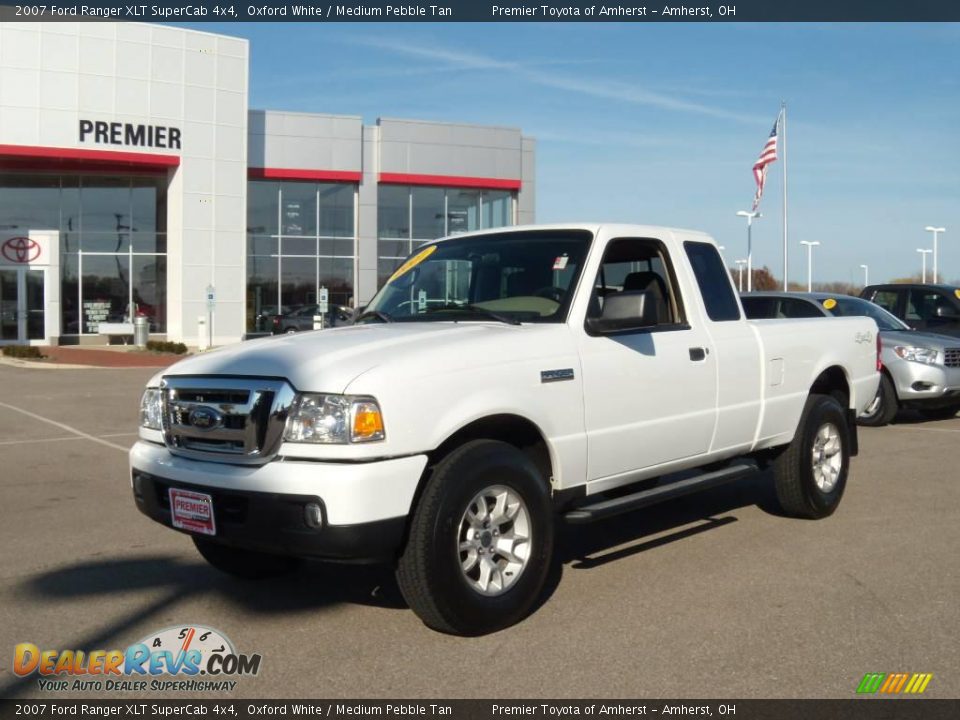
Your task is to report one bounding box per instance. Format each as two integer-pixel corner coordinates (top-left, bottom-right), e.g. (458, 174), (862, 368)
(0, 363), (957, 700)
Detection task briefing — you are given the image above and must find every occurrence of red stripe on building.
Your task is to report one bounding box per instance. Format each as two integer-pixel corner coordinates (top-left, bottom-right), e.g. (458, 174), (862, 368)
(0, 144), (180, 170)
(379, 172), (521, 191)
(248, 167), (362, 182)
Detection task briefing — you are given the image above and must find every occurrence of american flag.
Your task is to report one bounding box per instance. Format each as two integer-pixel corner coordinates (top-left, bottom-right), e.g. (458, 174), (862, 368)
(752, 112), (781, 211)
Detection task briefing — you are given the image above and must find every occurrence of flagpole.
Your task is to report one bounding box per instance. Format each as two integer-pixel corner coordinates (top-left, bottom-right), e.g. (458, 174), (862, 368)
(781, 101), (789, 291)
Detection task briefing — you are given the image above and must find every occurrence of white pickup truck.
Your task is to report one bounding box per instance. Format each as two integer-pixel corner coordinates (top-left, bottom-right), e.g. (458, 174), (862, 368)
(132, 224), (880, 635)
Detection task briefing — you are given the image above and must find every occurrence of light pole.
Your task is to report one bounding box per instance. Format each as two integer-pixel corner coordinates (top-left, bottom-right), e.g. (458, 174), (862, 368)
(800, 240), (820, 292)
(924, 226), (945, 283)
(859, 264), (869, 287)
(917, 248), (932, 284)
(735, 259), (747, 292)
(736, 210), (761, 292)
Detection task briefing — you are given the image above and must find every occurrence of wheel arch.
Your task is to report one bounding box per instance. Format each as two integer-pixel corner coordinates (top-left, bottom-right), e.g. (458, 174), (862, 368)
(427, 414), (555, 490)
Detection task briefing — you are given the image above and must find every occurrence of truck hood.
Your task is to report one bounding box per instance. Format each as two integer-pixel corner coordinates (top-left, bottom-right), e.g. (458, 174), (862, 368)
(153, 322), (563, 392)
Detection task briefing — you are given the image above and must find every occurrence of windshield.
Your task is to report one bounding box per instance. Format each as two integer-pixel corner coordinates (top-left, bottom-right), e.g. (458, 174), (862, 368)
(825, 296), (910, 331)
(362, 230), (592, 323)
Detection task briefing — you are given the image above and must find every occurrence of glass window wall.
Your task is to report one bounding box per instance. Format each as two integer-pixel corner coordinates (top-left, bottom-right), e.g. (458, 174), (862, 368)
(246, 180), (357, 334)
(0, 173), (168, 335)
(376, 185), (515, 287)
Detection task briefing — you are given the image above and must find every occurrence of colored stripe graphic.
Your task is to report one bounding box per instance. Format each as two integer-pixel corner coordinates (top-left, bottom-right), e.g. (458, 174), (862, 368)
(856, 672), (932, 694)
(904, 673), (933, 694)
(879, 673), (909, 693)
(857, 673), (886, 693)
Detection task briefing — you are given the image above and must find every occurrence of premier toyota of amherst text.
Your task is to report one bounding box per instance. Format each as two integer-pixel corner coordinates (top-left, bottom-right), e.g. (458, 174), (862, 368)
(130, 224), (880, 634)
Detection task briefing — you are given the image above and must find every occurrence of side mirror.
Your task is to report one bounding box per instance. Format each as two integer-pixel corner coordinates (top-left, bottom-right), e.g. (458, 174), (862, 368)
(935, 304), (960, 319)
(586, 290), (659, 334)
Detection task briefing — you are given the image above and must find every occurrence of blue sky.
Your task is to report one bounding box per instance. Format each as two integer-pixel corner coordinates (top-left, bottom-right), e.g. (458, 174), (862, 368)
(186, 22), (959, 285)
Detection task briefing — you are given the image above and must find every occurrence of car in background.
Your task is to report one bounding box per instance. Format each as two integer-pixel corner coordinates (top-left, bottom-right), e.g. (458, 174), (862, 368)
(270, 304), (354, 334)
(861, 283), (960, 337)
(742, 292), (960, 426)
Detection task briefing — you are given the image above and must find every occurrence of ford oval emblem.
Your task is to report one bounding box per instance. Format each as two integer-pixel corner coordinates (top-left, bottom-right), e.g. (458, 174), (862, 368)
(188, 406), (223, 431)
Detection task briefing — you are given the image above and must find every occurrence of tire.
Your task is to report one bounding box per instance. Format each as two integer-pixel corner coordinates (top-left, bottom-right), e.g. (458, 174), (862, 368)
(918, 404), (960, 420)
(774, 393), (850, 519)
(857, 373), (898, 427)
(284, 327), (297, 335)
(396, 439), (554, 635)
(193, 537), (302, 579)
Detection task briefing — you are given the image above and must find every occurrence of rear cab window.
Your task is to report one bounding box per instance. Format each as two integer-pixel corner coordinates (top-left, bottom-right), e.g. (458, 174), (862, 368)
(683, 241), (741, 321)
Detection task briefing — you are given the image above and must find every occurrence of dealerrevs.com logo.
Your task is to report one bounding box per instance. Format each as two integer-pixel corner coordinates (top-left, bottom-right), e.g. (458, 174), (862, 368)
(14, 625), (261, 693)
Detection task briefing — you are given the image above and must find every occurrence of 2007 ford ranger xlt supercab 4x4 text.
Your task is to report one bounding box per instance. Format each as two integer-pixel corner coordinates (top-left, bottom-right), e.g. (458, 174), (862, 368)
(131, 224), (880, 635)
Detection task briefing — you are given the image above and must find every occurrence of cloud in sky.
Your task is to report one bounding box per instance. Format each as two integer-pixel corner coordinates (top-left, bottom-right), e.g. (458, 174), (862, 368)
(346, 35), (763, 124)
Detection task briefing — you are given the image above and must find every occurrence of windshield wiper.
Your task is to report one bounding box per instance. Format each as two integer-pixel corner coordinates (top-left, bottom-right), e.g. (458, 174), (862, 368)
(354, 310), (394, 324)
(425, 304), (521, 326)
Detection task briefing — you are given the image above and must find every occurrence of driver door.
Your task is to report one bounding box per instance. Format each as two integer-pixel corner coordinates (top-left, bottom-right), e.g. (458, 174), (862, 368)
(576, 237), (718, 487)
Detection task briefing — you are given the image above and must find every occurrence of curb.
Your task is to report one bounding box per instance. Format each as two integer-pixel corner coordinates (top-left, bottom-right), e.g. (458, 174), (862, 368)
(0, 356), (169, 370)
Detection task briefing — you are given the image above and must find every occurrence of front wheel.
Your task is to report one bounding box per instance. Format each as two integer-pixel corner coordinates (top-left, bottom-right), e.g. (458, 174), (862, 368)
(774, 394), (850, 519)
(396, 439), (554, 635)
(857, 373), (898, 427)
(193, 537), (302, 579)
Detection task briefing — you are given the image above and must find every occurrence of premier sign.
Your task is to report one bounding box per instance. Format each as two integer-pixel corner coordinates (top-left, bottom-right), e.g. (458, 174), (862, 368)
(79, 120), (182, 150)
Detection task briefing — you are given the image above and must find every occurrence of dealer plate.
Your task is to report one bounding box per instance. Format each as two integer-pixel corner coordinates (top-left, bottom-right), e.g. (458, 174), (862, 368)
(169, 488), (216, 536)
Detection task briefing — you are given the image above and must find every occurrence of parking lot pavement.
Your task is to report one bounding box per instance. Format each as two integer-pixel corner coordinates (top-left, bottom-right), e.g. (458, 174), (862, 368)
(0, 363), (958, 700)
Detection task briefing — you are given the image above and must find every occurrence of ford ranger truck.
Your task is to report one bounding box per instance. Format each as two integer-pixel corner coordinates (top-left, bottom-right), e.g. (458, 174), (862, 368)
(131, 224), (880, 635)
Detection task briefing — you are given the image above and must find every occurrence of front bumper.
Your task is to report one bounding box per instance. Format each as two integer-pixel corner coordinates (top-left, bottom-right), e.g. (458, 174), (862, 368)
(129, 441), (427, 562)
(891, 363), (960, 407)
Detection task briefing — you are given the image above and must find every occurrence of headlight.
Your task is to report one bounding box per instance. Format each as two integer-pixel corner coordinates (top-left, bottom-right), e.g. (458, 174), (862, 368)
(140, 388), (163, 430)
(893, 346), (939, 365)
(284, 394), (385, 444)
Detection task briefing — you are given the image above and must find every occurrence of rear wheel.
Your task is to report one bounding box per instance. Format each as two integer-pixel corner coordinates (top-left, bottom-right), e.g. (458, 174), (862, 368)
(396, 439), (554, 635)
(857, 373), (898, 427)
(774, 394), (850, 519)
(193, 537), (302, 579)
(918, 404), (960, 420)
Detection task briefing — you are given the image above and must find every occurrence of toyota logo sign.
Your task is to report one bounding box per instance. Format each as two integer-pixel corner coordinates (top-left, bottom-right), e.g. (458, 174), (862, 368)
(2, 237), (41, 264)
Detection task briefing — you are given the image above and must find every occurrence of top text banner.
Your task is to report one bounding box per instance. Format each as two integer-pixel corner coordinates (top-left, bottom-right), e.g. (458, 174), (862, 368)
(1, 0), (959, 22)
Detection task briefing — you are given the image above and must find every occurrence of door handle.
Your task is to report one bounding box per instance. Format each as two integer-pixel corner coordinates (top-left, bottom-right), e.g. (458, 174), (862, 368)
(689, 347), (707, 361)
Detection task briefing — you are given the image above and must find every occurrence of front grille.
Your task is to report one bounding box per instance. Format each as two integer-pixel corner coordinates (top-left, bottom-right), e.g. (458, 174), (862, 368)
(160, 377), (296, 465)
(944, 348), (960, 368)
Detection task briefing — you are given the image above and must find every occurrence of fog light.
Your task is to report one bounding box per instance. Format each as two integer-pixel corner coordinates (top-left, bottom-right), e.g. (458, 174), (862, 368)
(304, 503), (324, 529)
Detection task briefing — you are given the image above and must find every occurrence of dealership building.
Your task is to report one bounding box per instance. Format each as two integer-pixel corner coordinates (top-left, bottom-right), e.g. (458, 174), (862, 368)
(0, 22), (535, 346)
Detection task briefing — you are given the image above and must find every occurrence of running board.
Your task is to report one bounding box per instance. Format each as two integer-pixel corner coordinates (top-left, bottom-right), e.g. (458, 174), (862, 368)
(563, 459), (759, 524)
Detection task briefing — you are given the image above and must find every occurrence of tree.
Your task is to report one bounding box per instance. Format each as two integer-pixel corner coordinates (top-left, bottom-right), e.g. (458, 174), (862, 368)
(728, 265), (780, 291)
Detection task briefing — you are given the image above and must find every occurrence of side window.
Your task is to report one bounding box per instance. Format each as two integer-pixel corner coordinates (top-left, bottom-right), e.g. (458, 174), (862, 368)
(872, 290), (899, 315)
(907, 290), (941, 321)
(740, 296), (775, 319)
(778, 298), (824, 318)
(684, 241), (741, 322)
(589, 238), (683, 326)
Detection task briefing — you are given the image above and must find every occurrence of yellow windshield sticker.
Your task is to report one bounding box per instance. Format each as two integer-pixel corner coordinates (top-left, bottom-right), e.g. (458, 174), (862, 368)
(388, 245), (437, 284)
(955, 289), (960, 300)
(823, 298), (837, 310)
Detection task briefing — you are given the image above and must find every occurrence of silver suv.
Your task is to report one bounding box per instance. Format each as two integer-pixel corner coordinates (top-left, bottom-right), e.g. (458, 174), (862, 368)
(741, 292), (960, 426)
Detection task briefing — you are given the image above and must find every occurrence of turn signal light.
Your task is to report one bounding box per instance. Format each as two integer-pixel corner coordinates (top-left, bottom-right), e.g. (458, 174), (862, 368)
(352, 403), (385, 442)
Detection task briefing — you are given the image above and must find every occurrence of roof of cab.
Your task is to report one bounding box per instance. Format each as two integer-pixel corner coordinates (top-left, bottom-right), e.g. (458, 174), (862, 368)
(432, 223), (714, 244)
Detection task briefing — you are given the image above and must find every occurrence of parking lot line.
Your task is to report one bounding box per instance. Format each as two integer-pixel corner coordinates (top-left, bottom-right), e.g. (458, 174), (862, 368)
(887, 425), (960, 434)
(0, 401), (132, 453)
(0, 432), (137, 447)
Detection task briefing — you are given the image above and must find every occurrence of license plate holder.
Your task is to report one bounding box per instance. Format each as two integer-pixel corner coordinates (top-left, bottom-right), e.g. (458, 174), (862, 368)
(169, 488), (216, 536)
